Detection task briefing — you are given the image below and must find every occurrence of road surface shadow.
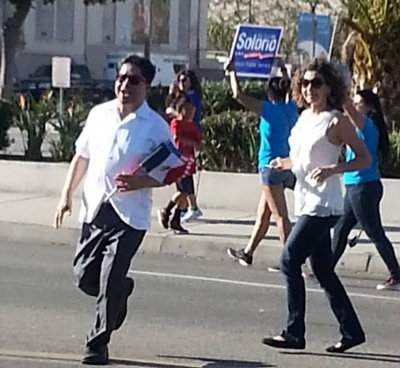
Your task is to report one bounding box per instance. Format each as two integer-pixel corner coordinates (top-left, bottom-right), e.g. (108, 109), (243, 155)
(158, 355), (275, 367)
(110, 358), (195, 367)
(280, 350), (400, 364)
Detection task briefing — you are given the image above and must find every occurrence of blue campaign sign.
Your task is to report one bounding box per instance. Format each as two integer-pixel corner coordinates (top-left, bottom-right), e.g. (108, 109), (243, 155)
(297, 12), (333, 60)
(230, 24), (283, 78)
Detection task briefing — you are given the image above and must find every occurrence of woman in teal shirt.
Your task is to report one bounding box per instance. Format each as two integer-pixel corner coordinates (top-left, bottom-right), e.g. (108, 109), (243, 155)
(225, 60), (298, 268)
(332, 90), (400, 291)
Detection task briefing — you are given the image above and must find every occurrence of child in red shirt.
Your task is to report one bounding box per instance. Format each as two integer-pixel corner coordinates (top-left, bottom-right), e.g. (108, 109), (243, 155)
(158, 98), (202, 233)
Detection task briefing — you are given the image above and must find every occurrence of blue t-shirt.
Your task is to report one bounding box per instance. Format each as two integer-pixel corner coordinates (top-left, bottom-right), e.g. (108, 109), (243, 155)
(343, 117), (380, 185)
(258, 100), (298, 169)
(186, 90), (202, 128)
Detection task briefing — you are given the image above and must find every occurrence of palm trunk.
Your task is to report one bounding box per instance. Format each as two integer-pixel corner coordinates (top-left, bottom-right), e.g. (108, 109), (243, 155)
(0, 0), (31, 100)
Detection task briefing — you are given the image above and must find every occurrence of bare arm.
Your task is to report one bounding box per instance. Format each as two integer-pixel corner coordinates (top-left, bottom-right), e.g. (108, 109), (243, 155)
(332, 115), (371, 173)
(311, 116), (371, 183)
(54, 154), (89, 228)
(114, 173), (164, 192)
(225, 61), (263, 115)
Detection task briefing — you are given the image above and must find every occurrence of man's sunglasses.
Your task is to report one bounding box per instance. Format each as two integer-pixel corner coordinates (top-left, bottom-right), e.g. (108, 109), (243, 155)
(117, 74), (145, 86)
(301, 77), (324, 89)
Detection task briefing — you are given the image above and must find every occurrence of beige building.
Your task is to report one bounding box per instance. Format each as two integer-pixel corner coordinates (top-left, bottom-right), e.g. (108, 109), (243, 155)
(14, 0), (209, 81)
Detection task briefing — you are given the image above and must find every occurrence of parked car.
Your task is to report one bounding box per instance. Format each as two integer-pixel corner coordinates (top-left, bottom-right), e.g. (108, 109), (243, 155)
(16, 64), (97, 94)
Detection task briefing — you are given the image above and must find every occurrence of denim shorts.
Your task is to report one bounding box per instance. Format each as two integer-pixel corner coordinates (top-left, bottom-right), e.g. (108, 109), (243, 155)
(259, 166), (295, 188)
(176, 175), (195, 195)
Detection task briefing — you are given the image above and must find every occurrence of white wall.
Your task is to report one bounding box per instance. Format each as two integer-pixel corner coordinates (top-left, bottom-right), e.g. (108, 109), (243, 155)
(23, 2), (86, 61)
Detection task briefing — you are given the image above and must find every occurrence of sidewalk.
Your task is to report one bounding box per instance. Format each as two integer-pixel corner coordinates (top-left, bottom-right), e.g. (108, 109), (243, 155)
(1, 160), (400, 276)
(1, 189), (400, 277)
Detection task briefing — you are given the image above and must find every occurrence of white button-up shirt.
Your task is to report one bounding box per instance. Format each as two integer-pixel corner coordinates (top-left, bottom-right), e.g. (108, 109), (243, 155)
(75, 99), (173, 230)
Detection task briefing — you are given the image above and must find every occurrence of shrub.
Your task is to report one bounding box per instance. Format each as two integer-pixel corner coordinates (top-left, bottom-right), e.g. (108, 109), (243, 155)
(49, 96), (92, 162)
(199, 110), (259, 172)
(201, 79), (265, 117)
(0, 99), (13, 150)
(13, 92), (56, 161)
(382, 129), (400, 178)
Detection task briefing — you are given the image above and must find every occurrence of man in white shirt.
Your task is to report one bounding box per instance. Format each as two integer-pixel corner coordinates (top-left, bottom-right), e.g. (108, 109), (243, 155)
(54, 55), (174, 365)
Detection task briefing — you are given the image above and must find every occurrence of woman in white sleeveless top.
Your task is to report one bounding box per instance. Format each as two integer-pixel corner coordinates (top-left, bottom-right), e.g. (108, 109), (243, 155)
(262, 59), (371, 353)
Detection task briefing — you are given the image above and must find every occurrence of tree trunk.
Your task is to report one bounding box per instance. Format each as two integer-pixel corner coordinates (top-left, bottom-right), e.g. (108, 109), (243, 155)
(0, 28), (6, 98)
(0, 0), (31, 100)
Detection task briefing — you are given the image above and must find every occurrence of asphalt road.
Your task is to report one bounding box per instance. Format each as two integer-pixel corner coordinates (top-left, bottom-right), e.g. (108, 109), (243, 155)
(1, 237), (400, 368)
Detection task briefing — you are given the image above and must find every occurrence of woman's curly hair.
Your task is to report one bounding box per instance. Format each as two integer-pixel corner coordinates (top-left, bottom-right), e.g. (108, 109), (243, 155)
(291, 58), (347, 110)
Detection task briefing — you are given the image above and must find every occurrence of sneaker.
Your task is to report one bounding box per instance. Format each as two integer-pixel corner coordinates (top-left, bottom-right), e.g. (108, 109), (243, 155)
(82, 344), (109, 365)
(227, 248), (253, 266)
(181, 208), (203, 223)
(157, 209), (170, 229)
(267, 265), (281, 273)
(376, 276), (400, 291)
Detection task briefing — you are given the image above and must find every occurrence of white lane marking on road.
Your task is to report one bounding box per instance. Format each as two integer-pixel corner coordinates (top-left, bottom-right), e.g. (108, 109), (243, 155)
(130, 270), (400, 302)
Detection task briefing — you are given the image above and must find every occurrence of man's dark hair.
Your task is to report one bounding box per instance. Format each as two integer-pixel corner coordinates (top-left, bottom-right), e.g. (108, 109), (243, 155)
(118, 54), (156, 85)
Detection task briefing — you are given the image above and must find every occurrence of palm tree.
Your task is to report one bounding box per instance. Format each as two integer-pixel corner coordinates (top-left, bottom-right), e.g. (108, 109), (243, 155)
(341, 0), (400, 129)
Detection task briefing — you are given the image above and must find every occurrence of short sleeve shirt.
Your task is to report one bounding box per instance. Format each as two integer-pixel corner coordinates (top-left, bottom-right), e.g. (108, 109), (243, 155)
(258, 100), (298, 169)
(75, 99), (173, 230)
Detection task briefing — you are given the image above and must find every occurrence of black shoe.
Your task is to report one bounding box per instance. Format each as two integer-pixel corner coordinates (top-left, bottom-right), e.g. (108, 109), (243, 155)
(170, 209), (189, 234)
(170, 222), (189, 234)
(227, 248), (253, 266)
(157, 209), (170, 229)
(326, 336), (366, 353)
(82, 344), (109, 365)
(267, 265), (281, 273)
(262, 331), (305, 350)
(115, 278), (135, 330)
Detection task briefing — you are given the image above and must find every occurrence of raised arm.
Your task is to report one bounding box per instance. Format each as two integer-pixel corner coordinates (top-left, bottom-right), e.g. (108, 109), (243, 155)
(224, 60), (263, 115)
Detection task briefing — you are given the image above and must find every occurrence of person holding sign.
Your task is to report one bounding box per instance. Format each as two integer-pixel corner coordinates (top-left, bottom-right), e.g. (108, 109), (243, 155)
(263, 58), (370, 353)
(54, 55), (179, 365)
(225, 58), (298, 270)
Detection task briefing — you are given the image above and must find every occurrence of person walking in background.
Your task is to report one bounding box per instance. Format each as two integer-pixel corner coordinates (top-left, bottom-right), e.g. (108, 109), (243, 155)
(263, 58), (370, 353)
(332, 89), (400, 291)
(54, 55), (177, 365)
(225, 59), (298, 269)
(158, 97), (202, 234)
(165, 70), (204, 222)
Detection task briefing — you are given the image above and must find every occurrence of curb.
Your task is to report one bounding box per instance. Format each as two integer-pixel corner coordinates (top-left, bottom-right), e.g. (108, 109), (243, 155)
(1, 221), (385, 276)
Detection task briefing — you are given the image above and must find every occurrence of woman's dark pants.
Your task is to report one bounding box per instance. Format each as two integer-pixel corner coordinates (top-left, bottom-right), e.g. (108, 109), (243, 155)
(280, 215), (365, 342)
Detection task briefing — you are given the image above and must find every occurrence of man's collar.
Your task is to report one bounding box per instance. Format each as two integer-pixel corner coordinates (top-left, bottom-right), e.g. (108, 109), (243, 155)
(117, 100), (150, 123)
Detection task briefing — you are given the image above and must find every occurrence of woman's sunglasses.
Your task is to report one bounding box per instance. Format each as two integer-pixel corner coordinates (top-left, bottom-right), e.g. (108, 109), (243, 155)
(178, 76), (188, 83)
(117, 74), (145, 86)
(301, 77), (324, 89)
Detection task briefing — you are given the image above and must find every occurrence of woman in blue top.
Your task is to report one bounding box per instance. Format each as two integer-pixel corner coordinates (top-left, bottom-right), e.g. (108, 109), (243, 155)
(332, 89), (400, 291)
(225, 59), (298, 268)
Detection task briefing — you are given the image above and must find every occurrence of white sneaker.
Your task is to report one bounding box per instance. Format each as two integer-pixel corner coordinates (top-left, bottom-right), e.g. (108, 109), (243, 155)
(376, 276), (400, 291)
(181, 208), (203, 223)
